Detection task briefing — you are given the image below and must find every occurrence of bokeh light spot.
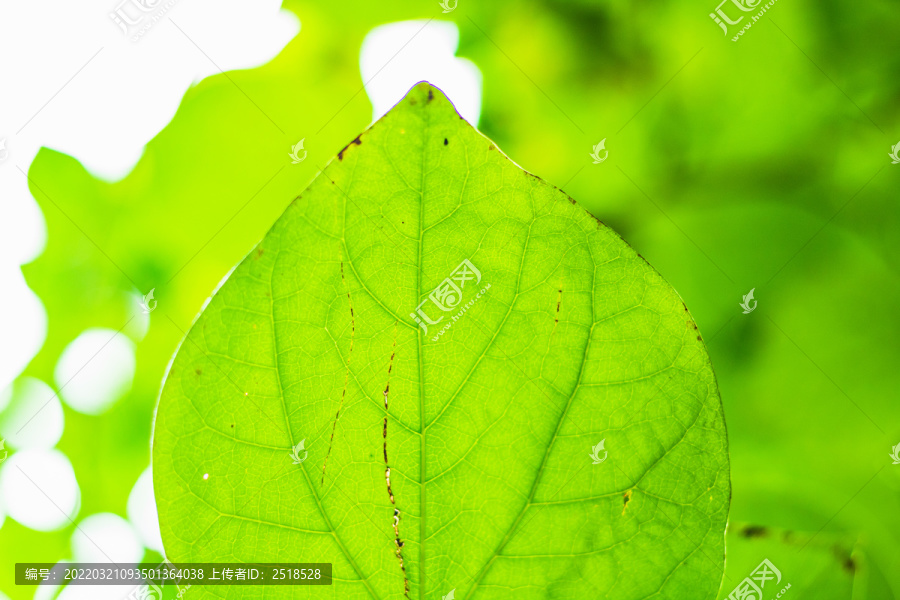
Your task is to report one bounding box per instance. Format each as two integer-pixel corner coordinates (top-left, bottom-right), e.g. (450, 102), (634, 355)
(54, 328), (136, 415)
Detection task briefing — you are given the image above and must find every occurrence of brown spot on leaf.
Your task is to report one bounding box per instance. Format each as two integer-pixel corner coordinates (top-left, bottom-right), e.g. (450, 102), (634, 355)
(337, 136), (362, 161)
(622, 489), (633, 515)
(427, 89), (434, 101)
(443, 138), (448, 145)
(741, 525), (768, 538)
(841, 555), (856, 574)
(585, 209), (604, 228)
(555, 289), (562, 324)
(195, 369), (202, 376)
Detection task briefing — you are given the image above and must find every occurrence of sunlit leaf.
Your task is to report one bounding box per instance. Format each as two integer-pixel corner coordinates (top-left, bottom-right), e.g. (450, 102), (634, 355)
(153, 82), (729, 599)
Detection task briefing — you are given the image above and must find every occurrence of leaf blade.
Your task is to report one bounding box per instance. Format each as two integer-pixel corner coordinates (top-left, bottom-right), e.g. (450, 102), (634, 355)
(153, 82), (730, 599)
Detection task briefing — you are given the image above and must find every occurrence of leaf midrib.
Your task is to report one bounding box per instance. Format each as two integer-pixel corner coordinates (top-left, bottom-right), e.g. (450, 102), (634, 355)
(416, 105), (430, 600)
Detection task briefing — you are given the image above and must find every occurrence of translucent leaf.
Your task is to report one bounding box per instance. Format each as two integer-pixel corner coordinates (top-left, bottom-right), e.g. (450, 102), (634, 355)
(153, 83), (729, 599)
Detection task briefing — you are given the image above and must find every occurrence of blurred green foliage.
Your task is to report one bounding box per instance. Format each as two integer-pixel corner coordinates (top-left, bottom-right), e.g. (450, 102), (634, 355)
(3, 0), (899, 598)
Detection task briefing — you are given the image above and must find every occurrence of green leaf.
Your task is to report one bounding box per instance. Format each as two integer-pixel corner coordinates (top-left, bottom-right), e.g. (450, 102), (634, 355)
(718, 523), (859, 600)
(153, 82), (729, 599)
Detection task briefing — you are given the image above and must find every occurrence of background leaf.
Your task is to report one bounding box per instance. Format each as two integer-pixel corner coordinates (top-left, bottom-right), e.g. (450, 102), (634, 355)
(718, 523), (860, 600)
